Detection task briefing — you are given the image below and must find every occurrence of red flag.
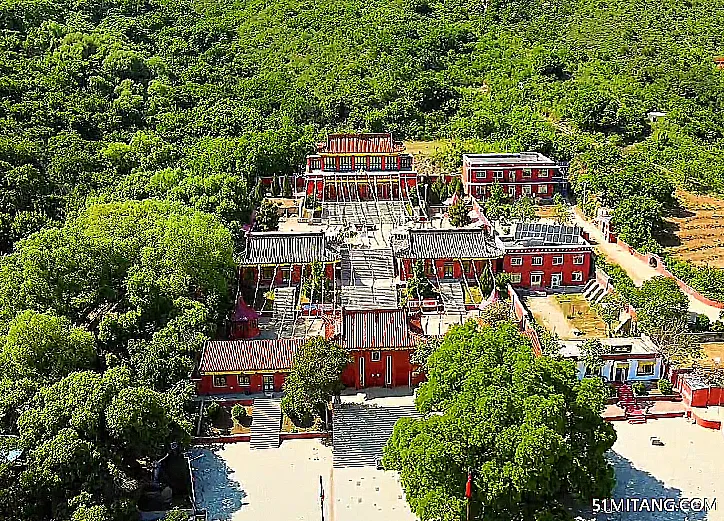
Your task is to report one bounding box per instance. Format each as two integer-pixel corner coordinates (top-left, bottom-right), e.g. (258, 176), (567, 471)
(465, 471), (472, 499)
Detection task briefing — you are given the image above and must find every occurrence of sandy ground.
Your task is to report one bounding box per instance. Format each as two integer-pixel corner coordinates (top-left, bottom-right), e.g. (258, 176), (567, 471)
(332, 467), (416, 521)
(572, 208), (722, 322)
(524, 293), (606, 339)
(192, 436), (417, 521)
(600, 417), (724, 521)
(191, 440), (333, 521)
(666, 190), (724, 268)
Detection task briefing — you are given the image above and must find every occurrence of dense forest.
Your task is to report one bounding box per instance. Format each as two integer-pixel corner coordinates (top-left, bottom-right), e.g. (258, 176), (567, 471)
(1, 0), (724, 518)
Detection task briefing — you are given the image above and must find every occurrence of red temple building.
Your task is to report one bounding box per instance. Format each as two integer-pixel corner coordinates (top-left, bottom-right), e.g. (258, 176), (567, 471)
(393, 228), (502, 284)
(301, 133), (418, 201)
(497, 222), (593, 289)
(337, 309), (423, 389)
(238, 231), (339, 306)
(195, 338), (303, 394)
(461, 152), (566, 200)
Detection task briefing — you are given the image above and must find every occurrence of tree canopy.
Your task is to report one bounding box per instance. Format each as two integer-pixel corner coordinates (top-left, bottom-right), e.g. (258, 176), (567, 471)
(384, 321), (616, 521)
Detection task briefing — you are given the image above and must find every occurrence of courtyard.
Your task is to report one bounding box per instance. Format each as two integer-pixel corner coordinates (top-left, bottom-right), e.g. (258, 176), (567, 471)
(525, 292), (608, 339)
(589, 417), (724, 521)
(191, 436), (416, 521)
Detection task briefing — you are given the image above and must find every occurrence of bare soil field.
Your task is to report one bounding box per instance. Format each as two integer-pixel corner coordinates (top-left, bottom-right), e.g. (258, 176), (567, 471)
(525, 293), (607, 339)
(403, 140), (448, 157)
(665, 189), (724, 268)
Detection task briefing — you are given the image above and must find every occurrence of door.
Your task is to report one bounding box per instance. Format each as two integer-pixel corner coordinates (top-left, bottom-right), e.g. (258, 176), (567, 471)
(614, 364), (629, 383)
(508, 186), (516, 198)
(359, 357), (365, 388)
(551, 273), (562, 287)
(385, 355), (393, 386)
(263, 375), (274, 392)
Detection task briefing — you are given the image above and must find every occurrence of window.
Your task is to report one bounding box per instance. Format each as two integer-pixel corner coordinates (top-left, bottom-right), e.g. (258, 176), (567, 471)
(510, 273), (522, 283)
(400, 156), (412, 170)
(212, 375), (227, 388)
(370, 156), (382, 170)
(425, 261), (434, 276)
(510, 257), (523, 266)
(310, 158), (321, 170)
(552, 255), (563, 266)
(339, 156), (352, 172)
(572, 271), (584, 282)
(385, 156), (398, 170)
(532, 256), (543, 266)
(444, 263), (454, 279)
(508, 186), (516, 198)
(522, 185), (532, 196)
(354, 156), (367, 170)
(493, 170), (504, 180)
(238, 374), (250, 386)
(261, 266), (275, 280)
(462, 260), (471, 274)
(573, 255), (585, 265)
(539, 169), (549, 178)
(523, 168), (532, 178)
(280, 267), (291, 282)
(537, 184), (548, 194)
(371, 351), (381, 362)
(637, 362), (655, 376)
(530, 273), (543, 286)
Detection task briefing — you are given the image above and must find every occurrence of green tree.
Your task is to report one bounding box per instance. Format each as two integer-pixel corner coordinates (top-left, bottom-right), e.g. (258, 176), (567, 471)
(483, 183), (510, 221)
(1, 311), (96, 379)
(552, 193), (570, 224)
(510, 196), (536, 222)
(406, 260), (436, 300)
(254, 199), (280, 231)
(281, 337), (349, 426)
(448, 199), (470, 227)
(384, 322), (616, 521)
(579, 338), (607, 377)
(593, 293), (626, 336)
(612, 196), (664, 250)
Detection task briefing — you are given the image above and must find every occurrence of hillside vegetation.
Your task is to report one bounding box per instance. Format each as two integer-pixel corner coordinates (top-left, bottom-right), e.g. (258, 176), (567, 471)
(1, 0), (724, 518)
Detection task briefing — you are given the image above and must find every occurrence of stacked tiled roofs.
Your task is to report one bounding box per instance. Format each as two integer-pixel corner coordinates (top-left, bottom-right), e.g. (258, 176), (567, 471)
(395, 228), (503, 259)
(241, 231), (338, 265)
(342, 309), (416, 350)
(316, 133), (406, 154)
(198, 339), (304, 373)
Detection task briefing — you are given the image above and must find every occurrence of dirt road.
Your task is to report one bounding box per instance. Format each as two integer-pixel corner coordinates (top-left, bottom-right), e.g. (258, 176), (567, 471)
(571, 208), (721, 322)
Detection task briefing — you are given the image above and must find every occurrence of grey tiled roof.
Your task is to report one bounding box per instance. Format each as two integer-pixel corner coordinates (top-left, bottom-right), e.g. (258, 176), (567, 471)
(398, 229), (503, 259)
(241, 232), (338, 265)
(343, 309), (415, 350)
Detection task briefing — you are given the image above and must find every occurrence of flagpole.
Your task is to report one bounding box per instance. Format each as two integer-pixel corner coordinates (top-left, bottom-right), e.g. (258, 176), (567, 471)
(465, 469), (472, 521)
(320, 475), (325, 521)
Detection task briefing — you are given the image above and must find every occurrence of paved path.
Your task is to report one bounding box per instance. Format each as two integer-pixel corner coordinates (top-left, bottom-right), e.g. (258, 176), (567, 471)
(571, 208), (721, 321)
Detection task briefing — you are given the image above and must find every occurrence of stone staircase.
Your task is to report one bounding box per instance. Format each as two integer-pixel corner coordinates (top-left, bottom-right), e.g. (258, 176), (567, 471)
(332, 404), (420, 468)
(583, 279), (606, 304)
(438, 282), (466, 313)
(272, 287), (297, 337)
(250, 398), (282, 450)
(348, 248), (395, 280)
(617, 384), (647, 424)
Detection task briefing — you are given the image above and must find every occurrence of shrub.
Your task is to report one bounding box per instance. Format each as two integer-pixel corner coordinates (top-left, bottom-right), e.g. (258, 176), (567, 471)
(658, 378), (673, 395)
(691, 313), (711, 333)
(206, 401), (221, 420)
(632, 382), (647, 396)
(231, 404), (247, 423)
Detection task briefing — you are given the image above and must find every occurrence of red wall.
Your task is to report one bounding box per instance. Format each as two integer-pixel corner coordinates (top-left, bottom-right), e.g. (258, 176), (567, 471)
(198, 372), (288, 395)
(681, 378), (724, 408)
(341, 349), (421, 389)
(503, 250), (592, 288)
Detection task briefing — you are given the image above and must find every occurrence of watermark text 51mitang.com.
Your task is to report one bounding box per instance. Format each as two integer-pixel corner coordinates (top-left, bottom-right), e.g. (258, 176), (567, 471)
(592, 497), (717, 514)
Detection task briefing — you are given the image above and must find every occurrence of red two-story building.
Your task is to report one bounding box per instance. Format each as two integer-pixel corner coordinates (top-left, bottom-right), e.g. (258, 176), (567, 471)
(301, 133), (418, 201)
(461, 153), (566, 200)
(497, 222), (593, 289)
